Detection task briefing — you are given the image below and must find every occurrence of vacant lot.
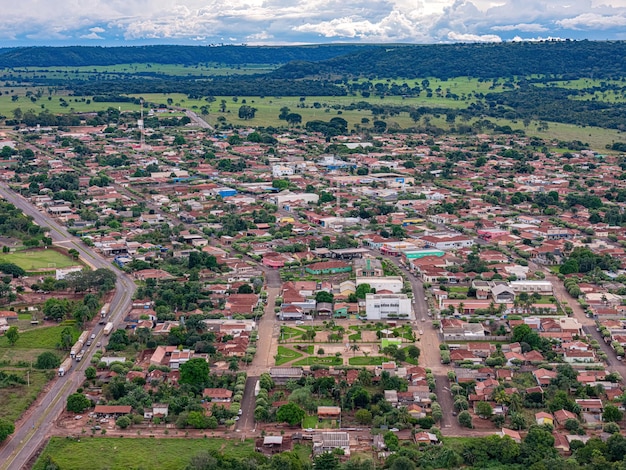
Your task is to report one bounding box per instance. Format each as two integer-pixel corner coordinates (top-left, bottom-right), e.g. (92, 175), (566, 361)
(0, 325), (78, 350)
(0, 249), (77, 270)
(0, 369), (50, 422)
(33, 437), (257, 470)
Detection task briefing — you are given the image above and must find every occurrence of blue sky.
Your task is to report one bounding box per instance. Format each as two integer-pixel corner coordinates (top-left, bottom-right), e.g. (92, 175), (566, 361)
(2, 0), (626, 46)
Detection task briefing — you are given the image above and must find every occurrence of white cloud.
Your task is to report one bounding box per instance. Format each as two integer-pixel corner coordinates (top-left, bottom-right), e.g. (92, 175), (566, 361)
(0, 0), (626, 44)
(556, 13), (626, 29)
(491, 23), (548, 32)
(447, 31), (502, 42)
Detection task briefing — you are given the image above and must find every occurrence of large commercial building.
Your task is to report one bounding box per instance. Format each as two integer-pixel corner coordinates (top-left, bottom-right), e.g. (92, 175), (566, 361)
(365, 293), (413, 320)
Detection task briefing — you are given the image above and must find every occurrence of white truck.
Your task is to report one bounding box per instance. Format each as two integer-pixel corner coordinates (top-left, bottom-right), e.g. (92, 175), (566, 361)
(70, 331), (89, 359)
(58, 357), (72, 376)
(103, 322), (114, 336)
(100, 303), (110, 318)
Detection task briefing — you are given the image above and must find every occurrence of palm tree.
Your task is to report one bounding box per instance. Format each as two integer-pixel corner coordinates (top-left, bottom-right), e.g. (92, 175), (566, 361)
(350, 344), (360, 357)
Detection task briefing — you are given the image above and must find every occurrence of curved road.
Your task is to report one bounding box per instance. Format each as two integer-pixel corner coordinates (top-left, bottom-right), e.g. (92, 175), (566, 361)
(0, 183), (136, 470)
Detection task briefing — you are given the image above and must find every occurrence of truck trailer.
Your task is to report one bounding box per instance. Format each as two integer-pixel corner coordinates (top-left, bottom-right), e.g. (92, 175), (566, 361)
(58, 357), (72, 376)
(70, 331), (89, 359)
(100, 302), (111, 318)
(103, 322), (114, 336)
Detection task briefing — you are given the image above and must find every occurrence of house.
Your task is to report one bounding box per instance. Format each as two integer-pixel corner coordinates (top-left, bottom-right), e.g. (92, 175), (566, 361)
(144, 404), (169, 420)
(499, 428), (522, 443)
(93, 405), (132, 417)
(384, 390), (399, 405)
(317, 406), (341, 421)
(313, 432), (350, 456)
(575, 399), (603, 413)
(554, 409), (578, 427)
(533, 368), (557, 386)
(535, 412), (554, 426)
(203, 388), (233, 402)
(414, 432), (439, 445)
(0, 311), (18, 322)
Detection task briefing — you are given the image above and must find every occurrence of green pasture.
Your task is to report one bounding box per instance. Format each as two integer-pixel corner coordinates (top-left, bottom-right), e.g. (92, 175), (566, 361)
(0, 249), (77, 271)
(1, 63), (276, 79)
(0, 94), (144, 117)
(33, 437), (257, 470)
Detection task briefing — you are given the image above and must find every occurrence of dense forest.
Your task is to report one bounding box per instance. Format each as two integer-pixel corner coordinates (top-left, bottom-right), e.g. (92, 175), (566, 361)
(271, 40), (626, 80)
(3, 42), (626, 81)
(0, 44), (373, 67)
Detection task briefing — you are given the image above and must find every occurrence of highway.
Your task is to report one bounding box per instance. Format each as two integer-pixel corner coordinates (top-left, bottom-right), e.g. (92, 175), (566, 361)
(0, 183), (136, 470)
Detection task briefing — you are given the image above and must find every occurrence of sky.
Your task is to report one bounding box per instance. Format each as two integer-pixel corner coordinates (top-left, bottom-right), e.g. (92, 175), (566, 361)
(2, 0), (626, 46)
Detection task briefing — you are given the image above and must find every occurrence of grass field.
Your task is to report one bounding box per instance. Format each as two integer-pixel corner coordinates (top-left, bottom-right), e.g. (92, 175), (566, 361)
(2, 82), (624, 151)
(33, 437), (257, 470)
(0, 249), (78, 271)
(0, 325), (79, 350)
(348, 356), (387, 366)
(293, 356), (343, 366)
(275, 346), (303, 366)
(0, 369), (51, 422)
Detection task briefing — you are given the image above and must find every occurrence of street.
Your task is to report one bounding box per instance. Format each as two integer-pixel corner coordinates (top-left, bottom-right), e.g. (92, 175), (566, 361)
(237, 268), (281, 432)
(0, 184), (136, 470)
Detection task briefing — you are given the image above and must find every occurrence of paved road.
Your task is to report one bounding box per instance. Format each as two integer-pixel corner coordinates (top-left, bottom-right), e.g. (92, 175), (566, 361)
(185, 110), (213, 130)
(236, 268), (281, 432)
(378, 255), (465, 432)
(543, 268), (626, 379)
(0, 184), (136, 470)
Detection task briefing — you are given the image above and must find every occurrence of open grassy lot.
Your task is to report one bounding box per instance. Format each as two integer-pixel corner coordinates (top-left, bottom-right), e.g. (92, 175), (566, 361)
(0, 369), (51, 422)
(0, 325), (78, 350)
(0, 249), (77, 270)
(33, 437), (257, 470)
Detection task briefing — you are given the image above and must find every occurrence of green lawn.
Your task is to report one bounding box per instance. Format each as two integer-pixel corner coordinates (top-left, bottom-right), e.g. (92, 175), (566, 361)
(348, 356), (387, 366)
(0, 249), (78, 270)
(293, 356), (343, 367)
(33, 437), (257, 470)
(280, 326), (305, 340)
(348, 332), (361, 342)
(275, 346), (303, 366)
(301, 416), (318, 429)
(381, 338), (402, 349)
(0, 325), (79, 350)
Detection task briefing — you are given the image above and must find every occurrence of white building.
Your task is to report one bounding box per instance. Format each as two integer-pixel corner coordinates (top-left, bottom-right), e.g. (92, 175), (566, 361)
(365, 293), (413, 320)
(272, 165), (294, 177)
(357, 276), (404, 294)
(270, 192), (319, 207)
(56, 266), (83, 280)
(509, 280), (553, 294)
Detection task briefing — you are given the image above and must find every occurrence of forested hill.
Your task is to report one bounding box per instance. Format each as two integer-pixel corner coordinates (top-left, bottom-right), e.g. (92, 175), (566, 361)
(271, 40), (626, 80)
(0, 44), (374, 67)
